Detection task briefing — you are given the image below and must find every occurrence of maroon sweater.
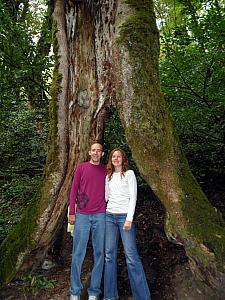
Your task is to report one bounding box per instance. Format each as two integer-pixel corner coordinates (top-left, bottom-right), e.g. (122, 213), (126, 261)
(69, 162), (107, 215)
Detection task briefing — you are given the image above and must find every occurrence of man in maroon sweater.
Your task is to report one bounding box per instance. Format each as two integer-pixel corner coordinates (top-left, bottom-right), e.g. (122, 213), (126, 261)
(69, 142), (107, 300)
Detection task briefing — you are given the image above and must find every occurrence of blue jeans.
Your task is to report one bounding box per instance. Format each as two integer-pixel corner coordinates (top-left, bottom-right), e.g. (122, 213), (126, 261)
(104, 213), (151, 300)
(70, 212), (105, 297)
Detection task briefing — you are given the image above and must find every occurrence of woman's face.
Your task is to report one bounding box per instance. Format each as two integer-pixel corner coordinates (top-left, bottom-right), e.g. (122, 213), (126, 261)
(111, 150), (123, 168)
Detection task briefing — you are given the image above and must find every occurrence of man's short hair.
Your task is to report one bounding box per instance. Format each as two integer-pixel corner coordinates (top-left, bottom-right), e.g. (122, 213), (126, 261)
(90, 141), (103, 150)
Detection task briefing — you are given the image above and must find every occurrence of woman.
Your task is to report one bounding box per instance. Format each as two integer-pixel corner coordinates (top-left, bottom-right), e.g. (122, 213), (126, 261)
(104, 148), (151, 300)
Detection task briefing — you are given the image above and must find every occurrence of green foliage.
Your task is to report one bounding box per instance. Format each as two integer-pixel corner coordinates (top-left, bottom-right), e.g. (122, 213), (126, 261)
(0, 1), (52, 244)
(0, 107), (47, 175)
(0, 98), (48, 245)
(0, 2), (52, 109)
(21, 274), (56, 293)
(157, 0), (225, 188)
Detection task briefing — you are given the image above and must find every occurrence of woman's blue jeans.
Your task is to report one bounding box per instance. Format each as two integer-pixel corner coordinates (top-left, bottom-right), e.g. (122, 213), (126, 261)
(70, 212), (105, 297)
(104, 213), (151, 300)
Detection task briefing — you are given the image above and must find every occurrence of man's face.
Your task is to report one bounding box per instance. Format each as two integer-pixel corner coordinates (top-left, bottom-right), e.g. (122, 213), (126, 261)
(89, 143), (104, 165)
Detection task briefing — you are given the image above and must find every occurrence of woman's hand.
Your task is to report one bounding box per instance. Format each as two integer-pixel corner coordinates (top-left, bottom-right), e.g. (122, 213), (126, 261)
(68, 214), (75, 225)
(123, 220), (132, 230)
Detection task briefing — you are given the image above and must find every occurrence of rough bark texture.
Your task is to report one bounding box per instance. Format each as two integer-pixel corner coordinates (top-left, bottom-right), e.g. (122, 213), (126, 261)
(112, 2), (225, 298)
(0, 0), (225, 298)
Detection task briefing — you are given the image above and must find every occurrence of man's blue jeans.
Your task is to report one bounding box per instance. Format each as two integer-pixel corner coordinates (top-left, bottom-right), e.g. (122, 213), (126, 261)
(70, 212), (105, 297)
(104, 213), (151, 300)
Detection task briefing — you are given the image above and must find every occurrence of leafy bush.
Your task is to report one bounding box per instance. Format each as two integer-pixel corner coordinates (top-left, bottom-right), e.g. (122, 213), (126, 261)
(22, 274), (56, 293)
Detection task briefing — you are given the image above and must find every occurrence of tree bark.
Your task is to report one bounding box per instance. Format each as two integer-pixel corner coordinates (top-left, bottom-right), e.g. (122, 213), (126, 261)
(0, 0), (225, 298)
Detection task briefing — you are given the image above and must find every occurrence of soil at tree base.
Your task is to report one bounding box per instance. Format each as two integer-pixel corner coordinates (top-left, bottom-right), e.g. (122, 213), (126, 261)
(0, 194), (188, 300)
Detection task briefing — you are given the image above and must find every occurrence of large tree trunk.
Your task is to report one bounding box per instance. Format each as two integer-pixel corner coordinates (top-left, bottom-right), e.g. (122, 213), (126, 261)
(0, 0), (225, 298)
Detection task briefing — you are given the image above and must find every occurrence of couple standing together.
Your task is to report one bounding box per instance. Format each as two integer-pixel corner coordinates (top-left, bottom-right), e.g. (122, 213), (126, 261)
(69, 143), (151, 300)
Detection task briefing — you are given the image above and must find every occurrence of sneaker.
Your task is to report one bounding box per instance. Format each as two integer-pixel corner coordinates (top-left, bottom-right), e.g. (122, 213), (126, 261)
(70, 295), (80, 300)
(88, 296), (98, 300)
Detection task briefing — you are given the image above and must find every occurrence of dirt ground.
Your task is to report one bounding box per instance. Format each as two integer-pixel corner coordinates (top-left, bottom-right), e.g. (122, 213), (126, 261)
(0, 193), (188, 300)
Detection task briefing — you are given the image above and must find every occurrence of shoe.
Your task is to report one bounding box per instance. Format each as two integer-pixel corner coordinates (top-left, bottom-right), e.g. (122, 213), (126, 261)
(70, 295), (80, 300)
(88, 296), (98, 300)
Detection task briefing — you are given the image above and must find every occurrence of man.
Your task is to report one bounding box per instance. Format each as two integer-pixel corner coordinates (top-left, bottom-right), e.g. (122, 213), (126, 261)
(69, 142), (107, 300)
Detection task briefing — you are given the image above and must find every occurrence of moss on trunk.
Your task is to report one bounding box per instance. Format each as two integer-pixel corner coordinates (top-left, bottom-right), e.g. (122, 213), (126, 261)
(115, 0), (225, 290)
(0, 192), (40, 284)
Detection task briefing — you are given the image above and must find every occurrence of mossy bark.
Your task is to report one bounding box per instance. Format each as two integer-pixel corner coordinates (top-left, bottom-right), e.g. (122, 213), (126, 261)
(113, 0), (225, 298)
(1, 0), (225, 298)
(116, 0), (225, 265)
(0, 0), (111, 286)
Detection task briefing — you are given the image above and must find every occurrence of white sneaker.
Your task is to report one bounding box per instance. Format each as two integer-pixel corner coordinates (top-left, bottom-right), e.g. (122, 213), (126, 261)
(70, 295), (80, 300)
(88, 296), (98, 300)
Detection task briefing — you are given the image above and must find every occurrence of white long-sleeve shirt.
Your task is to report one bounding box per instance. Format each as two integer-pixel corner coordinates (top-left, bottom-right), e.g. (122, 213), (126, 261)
(105, 170), (137, 222)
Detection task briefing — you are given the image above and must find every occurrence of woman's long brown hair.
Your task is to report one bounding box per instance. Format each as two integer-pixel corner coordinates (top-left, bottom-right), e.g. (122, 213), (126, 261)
(107, 148), (128, 180)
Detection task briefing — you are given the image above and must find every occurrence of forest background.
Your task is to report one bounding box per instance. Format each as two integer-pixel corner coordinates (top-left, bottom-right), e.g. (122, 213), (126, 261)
(0, 0), (224, 296)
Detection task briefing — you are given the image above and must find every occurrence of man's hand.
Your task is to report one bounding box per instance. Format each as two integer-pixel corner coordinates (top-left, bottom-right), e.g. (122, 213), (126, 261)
(123, 220), (132, 230)
(68, 214), (75, 225)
